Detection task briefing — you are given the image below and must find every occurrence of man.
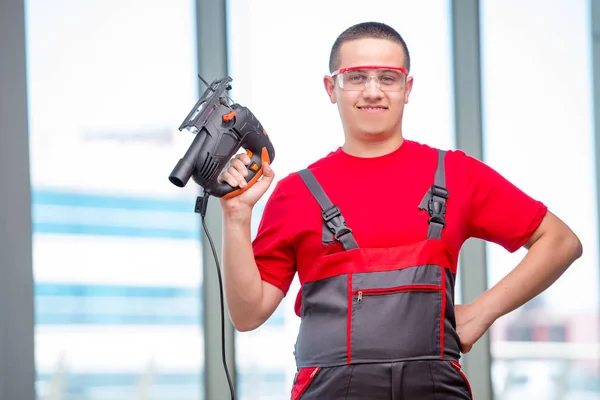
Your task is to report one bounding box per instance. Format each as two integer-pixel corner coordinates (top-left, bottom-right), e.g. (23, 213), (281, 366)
(218, 21), (582, 399)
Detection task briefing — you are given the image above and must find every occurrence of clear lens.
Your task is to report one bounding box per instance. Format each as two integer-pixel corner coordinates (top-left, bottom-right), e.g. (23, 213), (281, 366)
(338, 69), (405, 92)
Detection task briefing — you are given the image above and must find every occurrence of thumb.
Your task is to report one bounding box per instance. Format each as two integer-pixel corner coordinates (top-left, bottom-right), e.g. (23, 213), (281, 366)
(261, 162), (275, 181)
(249, 162), (275, 194)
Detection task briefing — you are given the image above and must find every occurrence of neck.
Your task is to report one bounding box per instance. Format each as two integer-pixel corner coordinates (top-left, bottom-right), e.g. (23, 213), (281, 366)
(342, 134), (405, 158)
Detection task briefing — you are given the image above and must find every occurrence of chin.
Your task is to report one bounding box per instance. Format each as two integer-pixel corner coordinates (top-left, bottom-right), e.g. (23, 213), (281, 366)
(359, 126), (391, 137)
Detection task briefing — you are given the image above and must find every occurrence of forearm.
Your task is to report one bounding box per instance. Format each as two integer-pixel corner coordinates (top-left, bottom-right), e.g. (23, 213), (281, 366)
(475, 229), (582, 322)
(222, 214), (267, 330)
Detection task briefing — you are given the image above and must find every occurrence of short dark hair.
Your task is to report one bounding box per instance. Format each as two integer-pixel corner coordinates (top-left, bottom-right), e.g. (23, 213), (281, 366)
(328, 22), (411, 74)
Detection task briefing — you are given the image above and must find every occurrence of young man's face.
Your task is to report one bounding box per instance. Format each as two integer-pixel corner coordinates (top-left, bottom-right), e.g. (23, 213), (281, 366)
(324, 38), (413, 141)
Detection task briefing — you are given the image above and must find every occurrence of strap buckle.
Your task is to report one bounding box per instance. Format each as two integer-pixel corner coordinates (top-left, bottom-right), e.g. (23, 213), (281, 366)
(427, 199), (446, 226)
(431, 184), (449, 200)
(321, 204), (341, 221)
(322, 205), (353, 240)
(427, 185), (448, 226)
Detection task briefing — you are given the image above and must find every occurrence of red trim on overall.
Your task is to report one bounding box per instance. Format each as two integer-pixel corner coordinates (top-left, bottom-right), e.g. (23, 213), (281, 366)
(347, 273), (352, 364)
(291, 367), (321, 400)
(440, 266), (446, 359)
(351, 284), (441, 296)
(305, 239), (454, 283)
(451, 361), (473, 399)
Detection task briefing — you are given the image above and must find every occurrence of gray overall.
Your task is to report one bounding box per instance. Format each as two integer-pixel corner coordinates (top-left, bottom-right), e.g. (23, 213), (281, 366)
(290, 150), (473, 400)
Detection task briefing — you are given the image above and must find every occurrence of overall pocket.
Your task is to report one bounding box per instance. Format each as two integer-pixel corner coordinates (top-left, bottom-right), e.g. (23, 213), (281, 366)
(350, 280), (443, 362)
(290, 367), (321, 400)
(450, 361), (473, 399)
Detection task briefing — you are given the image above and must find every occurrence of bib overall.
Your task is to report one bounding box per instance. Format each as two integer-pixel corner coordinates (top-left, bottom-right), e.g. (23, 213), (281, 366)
(290, 150), (473, 400)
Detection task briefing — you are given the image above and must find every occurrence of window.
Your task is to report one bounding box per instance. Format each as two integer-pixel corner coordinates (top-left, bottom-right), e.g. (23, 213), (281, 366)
(25, 1), (204, 398)
(480, 1), (600, 398)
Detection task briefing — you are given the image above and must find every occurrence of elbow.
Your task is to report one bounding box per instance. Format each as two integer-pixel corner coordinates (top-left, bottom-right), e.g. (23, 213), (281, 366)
(567, 232), (583, 262)
(230, 315), (264, 332)
(232, 321), (259, 333)
(555, 228), (583, 264)
(529, 211), (583, 265)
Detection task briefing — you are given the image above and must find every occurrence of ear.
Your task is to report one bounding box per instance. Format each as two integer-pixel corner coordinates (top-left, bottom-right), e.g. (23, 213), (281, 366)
(323, 75), (337, 104)
(404, 75), (414, 104)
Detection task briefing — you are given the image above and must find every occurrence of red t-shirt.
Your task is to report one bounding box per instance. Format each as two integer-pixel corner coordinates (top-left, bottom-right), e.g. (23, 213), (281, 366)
(252, 139), (547, 299)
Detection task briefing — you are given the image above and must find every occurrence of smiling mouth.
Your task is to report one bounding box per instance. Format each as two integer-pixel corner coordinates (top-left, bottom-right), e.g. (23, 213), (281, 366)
(358, 106), (388, 111)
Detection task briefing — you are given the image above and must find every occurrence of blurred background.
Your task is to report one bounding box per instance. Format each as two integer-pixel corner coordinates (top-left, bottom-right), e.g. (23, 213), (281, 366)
(1, 0), (599, 399)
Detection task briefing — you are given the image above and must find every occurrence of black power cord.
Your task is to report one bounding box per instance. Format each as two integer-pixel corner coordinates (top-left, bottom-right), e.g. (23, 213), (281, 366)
(195, 193), (236, 400)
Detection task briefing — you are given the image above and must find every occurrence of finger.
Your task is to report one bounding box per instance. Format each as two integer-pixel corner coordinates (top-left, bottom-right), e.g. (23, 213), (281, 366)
(238, 152), (251, 165)
(223, 168), (247, 187)
(230, 158), (249, 177)
(221, 171), (239, 187)
(227, 165), (248, 188)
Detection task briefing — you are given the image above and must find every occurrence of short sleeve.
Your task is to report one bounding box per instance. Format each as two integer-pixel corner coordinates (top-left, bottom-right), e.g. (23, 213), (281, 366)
(252, 181), (297, 296)
(464, 154), (548, 252)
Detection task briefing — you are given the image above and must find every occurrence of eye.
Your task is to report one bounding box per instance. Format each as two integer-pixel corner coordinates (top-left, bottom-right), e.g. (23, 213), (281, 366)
(346, 73), (367, 82)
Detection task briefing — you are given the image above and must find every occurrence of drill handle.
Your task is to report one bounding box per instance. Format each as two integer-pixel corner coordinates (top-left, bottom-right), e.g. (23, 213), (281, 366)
(208, 104), (275, 198)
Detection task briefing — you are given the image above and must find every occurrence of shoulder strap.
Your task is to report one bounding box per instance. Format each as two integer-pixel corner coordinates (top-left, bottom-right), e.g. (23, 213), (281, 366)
(297, 169), (359, 251)
(418, 149), (449, 240)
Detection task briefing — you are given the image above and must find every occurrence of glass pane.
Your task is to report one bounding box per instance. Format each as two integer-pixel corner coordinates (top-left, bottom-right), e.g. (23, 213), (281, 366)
(25, 1), (204, 399)
(226, 1), (454, 398)
(480, 1), (600, 399)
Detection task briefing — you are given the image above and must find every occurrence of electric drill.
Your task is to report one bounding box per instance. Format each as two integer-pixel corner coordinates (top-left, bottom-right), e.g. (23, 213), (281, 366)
(169, 76), (275, 199)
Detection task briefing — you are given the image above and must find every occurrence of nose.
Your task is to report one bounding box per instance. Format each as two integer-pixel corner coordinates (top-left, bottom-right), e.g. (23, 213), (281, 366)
(363, 76), (384, 97)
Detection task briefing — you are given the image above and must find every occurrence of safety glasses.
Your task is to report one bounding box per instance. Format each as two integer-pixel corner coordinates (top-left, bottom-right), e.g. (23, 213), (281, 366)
(331, 65), (408, 92)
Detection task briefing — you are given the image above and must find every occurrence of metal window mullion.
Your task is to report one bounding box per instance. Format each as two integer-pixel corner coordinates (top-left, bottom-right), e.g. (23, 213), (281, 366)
(450, 1), (494, 399)
(0, 0), (36, 399)
(194, 0), (236, 399)
(590, 0), (600, 365)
